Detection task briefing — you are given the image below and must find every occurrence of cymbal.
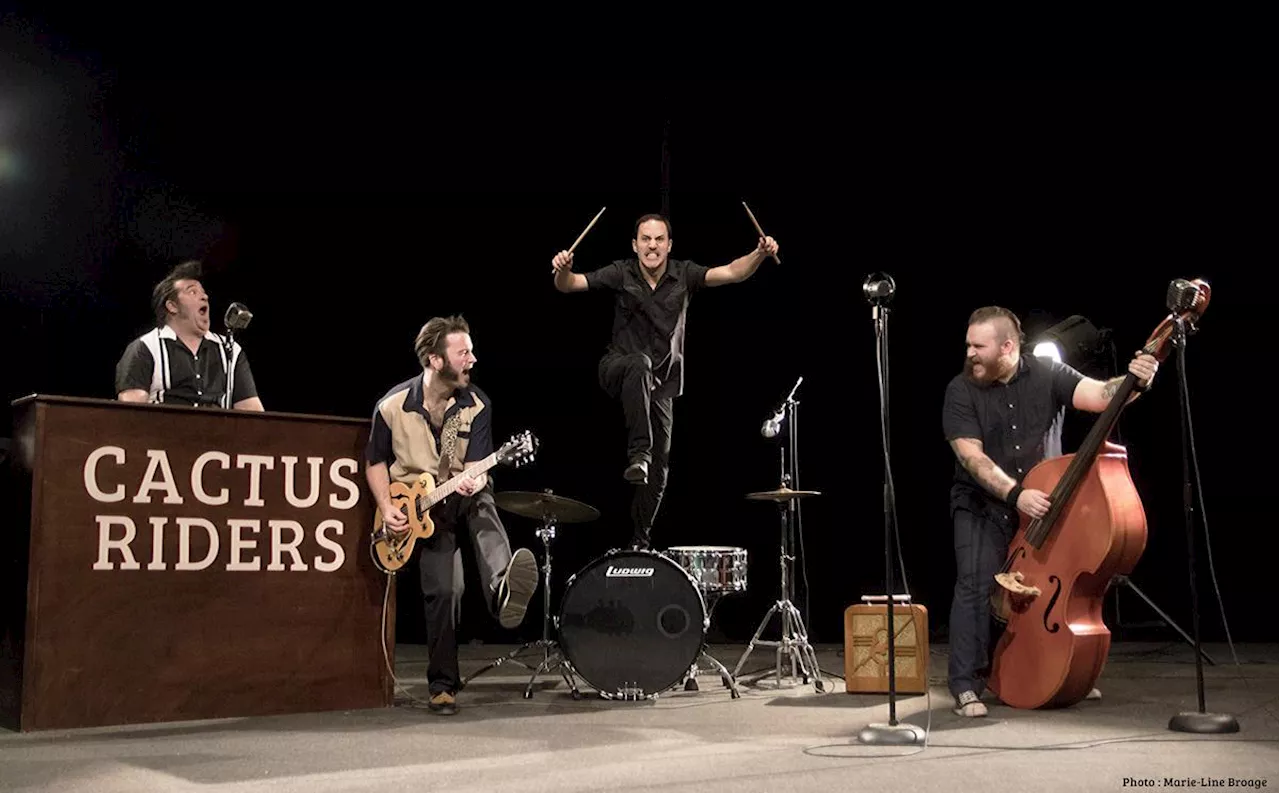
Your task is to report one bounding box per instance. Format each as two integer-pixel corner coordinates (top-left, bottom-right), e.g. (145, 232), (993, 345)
(493, 491), (600, 523)
(745, 486), (821, 502)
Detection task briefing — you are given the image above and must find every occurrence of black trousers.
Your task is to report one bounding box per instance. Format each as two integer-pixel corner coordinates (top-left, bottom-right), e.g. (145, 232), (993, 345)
(947, 496), (1017, 700)
(416, 486), (512, 694)
(598, 352), (674, 549)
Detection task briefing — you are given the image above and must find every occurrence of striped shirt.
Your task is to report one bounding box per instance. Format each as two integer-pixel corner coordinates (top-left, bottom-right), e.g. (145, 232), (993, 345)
(114, 325), (258, 408)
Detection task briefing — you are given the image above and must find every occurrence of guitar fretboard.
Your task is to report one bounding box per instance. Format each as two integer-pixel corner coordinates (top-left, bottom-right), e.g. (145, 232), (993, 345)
(415, 453), (499, 513)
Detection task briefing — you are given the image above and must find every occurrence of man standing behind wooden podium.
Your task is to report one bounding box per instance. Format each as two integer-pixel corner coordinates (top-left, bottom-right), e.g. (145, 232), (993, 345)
(364, 315), (539, 716)
(114, 261), (265, 410)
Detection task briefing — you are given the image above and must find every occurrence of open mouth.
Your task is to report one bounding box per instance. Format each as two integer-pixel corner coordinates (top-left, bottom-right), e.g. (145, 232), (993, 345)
(198, 305), (209, 320)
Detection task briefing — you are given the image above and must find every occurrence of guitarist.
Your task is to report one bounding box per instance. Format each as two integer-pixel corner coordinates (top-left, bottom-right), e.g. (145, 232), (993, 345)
(941, 306), (1158, 718)
(364, 314), (539, 716)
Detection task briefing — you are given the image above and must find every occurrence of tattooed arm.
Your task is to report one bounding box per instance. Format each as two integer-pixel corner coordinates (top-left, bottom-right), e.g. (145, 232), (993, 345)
(949, 437), (1019, 501)
(1071, 353), (1159, 413)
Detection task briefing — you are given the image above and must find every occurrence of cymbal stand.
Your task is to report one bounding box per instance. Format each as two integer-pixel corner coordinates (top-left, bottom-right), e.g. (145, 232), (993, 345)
(461, 514), (581, 699)
(733, 387), (825, 692)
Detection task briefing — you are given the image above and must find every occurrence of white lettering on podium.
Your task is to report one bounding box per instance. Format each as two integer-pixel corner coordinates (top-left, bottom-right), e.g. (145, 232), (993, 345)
(313, 519), (345, 572)
(176, 517), (219, 570)
(133, 450), (184, 504)
(282, 456), (322, 508)
(84, 446), (126, 503)
(83, 447), (363, 574)
(93, 515), (140, 570)
(227, 519), (262, 571)
(235, 454), (275, 507)
(268, 520), (309, 571)
(329, 459), (359, 509)
(147, 516), (168, 570)
(192, 451), (231, 505)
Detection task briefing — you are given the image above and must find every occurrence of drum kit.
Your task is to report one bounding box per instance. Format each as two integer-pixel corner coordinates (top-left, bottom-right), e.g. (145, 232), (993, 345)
(460, 482), (825, 701)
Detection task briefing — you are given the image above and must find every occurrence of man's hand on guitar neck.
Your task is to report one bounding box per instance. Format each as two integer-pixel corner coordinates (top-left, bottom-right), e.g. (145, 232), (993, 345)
(456, 473), (487, 497)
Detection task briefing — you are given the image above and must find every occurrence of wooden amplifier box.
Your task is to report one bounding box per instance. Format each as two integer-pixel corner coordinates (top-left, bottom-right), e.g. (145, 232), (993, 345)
(843, 603), (929, 694)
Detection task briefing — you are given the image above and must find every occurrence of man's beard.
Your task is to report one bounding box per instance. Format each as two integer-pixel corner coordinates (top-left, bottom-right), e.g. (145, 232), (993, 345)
(965, 357), (1003, 385)
(439, 359), (466, 385)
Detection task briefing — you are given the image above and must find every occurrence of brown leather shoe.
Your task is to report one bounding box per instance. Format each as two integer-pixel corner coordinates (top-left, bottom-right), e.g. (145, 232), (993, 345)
(428, 691), (458, 715)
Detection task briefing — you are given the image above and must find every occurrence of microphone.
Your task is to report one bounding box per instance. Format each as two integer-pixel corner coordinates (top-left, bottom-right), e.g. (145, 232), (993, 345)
(224, 302), (253, 332)
(1165, 278), (1199, 313)
(863, 272), (896, 304)
(761, 408), (785, 439)
(761, 376), (803, 438)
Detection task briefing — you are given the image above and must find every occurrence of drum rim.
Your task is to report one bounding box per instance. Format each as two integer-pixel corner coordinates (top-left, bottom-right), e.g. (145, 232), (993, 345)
(665, 545), (748, 553)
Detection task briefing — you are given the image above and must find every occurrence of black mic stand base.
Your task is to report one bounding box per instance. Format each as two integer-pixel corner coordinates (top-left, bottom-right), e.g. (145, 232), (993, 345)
(857, 722), (927, 746)
(1168, 712), (1240, 734)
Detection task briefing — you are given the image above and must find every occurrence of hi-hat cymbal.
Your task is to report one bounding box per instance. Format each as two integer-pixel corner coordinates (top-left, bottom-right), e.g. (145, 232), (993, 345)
(745, 486), (821, 502)
(494, 491), (601, 523)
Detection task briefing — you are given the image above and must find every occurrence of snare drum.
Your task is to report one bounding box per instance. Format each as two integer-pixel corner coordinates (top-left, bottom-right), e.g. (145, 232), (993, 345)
(665, 546), (748, 594)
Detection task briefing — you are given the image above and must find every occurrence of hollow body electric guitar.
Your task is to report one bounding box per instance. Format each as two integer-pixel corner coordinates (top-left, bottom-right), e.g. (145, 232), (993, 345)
(370, 430), (537, 573)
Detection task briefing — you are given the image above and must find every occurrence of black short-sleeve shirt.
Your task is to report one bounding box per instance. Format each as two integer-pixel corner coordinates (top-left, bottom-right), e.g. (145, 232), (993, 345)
(114, 330), (258, 408)
(584, 258), (710, 400)
(942, 354), (1084, 510)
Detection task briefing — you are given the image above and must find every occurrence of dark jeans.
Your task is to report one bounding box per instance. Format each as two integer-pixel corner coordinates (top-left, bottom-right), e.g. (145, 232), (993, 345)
(947, 494), (1017, 700)
(417, 486), (512, 694)
(598, 352), (674, 549)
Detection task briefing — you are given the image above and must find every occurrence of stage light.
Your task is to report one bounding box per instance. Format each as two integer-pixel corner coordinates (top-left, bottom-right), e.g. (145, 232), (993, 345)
(1034, 315), (1111, 372)
(1032, 341), (1062, 363)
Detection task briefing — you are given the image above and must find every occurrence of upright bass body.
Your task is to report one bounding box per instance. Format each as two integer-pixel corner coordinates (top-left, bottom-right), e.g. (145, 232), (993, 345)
(986, 277), (1210, 711)
(987, 441), (1147, 709)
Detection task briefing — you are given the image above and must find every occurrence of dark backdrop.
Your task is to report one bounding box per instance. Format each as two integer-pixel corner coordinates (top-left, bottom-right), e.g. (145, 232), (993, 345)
(2, 30), (1272, 648)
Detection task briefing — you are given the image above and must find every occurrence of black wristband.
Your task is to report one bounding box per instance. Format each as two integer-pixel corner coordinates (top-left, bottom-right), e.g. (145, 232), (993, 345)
(1006, 484), (1024, 506)
(1133, 380), (1150, 393)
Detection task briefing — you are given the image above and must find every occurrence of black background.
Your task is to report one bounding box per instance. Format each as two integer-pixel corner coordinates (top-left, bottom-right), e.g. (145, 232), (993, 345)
(2, 20), (1273, 649)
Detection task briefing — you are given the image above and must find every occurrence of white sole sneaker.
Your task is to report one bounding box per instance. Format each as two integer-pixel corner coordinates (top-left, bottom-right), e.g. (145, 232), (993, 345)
(497, 548), (539, 629)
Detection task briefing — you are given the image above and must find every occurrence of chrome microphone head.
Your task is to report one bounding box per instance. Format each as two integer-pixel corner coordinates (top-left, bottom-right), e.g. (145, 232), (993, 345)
(1165, 279), (1199, 313)
(863, 272), (896, 305)
(224, 302), (253, 331)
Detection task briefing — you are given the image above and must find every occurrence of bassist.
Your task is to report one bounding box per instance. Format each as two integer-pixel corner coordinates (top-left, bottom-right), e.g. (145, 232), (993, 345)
(940, 306), (1158, 717)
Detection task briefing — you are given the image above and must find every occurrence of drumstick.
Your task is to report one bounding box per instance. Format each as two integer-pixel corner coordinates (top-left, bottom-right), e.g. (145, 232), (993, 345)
(553, 206), (606, 274)
(742, 201), (781, 264)
(569, 206), (606, 254)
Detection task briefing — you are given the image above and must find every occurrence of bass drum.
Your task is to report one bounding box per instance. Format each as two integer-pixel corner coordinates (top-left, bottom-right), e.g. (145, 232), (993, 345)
(557, 549), (707, 699)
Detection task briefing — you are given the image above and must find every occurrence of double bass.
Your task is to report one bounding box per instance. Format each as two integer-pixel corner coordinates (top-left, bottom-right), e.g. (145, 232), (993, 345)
(986, 279), (1211, 710)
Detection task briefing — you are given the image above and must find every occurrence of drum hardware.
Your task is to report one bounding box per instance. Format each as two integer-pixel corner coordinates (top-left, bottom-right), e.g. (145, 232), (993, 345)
(665, 545), (748, 693)
(557, 549), (740, 700)
(461, 490), (599, 699)
(733, 388), (827, 693)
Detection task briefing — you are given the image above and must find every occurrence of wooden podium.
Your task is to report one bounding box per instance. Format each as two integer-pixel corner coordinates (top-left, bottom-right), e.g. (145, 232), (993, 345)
(843, 603), (929, 694)
(1, 395), (394, 731)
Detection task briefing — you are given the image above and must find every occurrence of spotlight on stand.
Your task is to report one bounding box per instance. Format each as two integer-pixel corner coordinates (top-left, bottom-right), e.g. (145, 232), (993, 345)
(1033, 315), (1112, 376)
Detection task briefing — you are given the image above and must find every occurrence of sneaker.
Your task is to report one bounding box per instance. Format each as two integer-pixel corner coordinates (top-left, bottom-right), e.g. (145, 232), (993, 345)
(624, 459), (649, 484)
(496, 548), (539, 629)
(428, 691), (458, 716)
(1086, 687), (1102, 701)
(953, 690), (988, 718)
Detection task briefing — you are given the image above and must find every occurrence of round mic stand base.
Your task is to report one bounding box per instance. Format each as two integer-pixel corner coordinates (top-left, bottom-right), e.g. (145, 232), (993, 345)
(1168, 712), (1240, 735)
(857, 722), (926, 746)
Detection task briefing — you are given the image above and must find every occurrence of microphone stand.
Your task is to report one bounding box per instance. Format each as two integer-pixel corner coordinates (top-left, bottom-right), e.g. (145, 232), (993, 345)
(857, 274), (924, 746)
(1167, 315), (1239, 734)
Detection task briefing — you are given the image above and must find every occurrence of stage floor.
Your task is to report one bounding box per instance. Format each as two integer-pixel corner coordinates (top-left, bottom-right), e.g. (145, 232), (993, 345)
(1, 641), (1275, 792)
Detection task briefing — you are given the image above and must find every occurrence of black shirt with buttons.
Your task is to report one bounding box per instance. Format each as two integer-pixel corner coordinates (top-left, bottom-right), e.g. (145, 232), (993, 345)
(584, 258), (710, 400)
(942, 354), (1084, 512)
(115, 334), (258, 407)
